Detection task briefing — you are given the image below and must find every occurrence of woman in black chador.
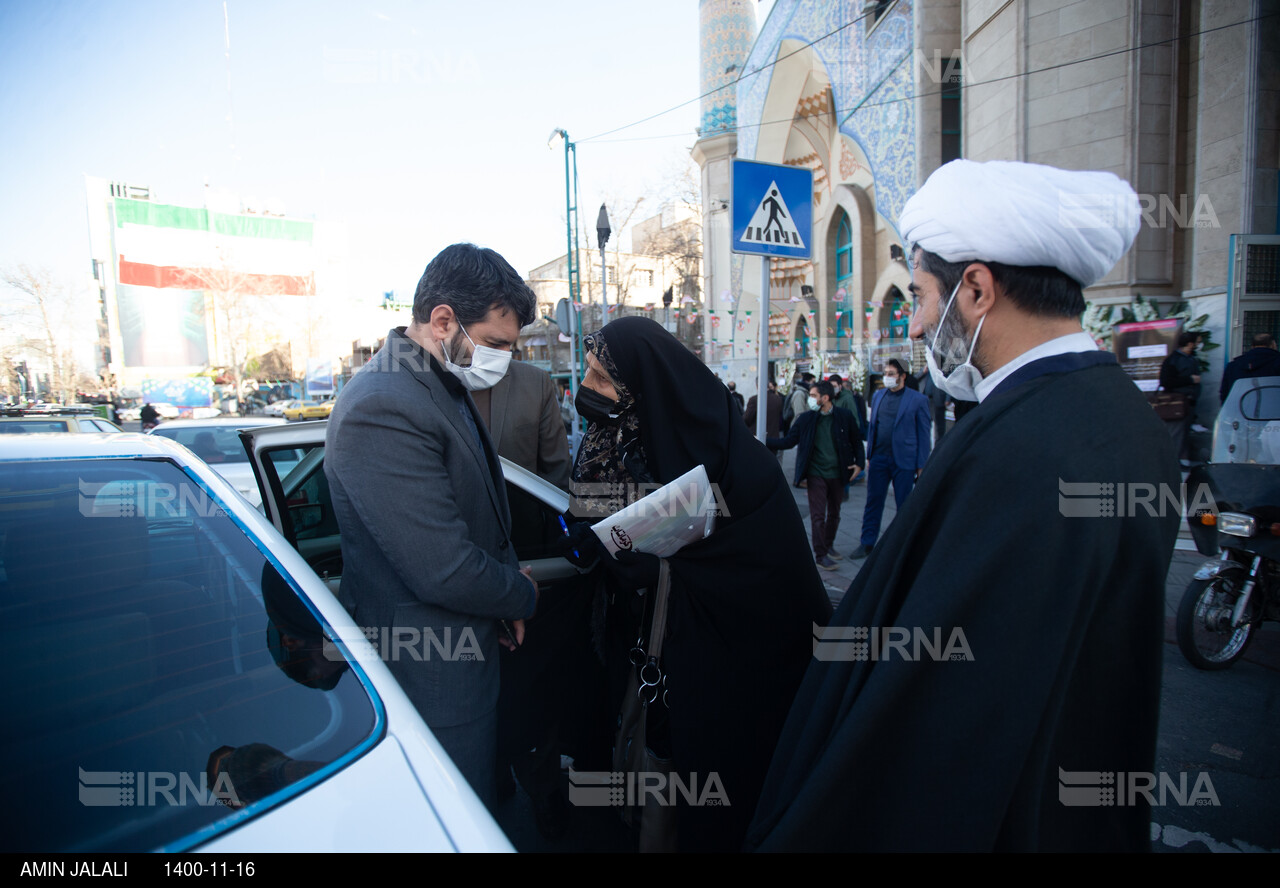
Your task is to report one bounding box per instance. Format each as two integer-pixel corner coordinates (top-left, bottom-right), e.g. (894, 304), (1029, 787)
(565, 316), (831, 852)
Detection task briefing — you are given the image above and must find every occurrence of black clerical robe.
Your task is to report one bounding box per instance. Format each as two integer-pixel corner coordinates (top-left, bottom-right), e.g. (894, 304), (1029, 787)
(745, 352), (1180, 852)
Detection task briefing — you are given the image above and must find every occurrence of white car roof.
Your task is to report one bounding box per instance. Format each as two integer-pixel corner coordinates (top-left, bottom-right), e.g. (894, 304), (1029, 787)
(151, 417), (287, 430)
(0, 431), (194, 462)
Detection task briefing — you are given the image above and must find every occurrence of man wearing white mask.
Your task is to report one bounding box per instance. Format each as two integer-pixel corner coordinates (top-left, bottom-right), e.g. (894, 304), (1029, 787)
(747, 161), (1180, 852)
(325, 242), (539, 809)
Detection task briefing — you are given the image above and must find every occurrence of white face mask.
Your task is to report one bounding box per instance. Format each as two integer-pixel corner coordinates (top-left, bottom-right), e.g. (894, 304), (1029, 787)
(883, 374), (900, 389)
(442, 324), (511, 391)
(807, 396), (820, 411)
(924, 279), (986, 402)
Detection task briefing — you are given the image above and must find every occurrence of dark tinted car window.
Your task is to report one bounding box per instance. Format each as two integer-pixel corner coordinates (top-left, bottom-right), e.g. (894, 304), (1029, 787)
(0, 458), (378, 852)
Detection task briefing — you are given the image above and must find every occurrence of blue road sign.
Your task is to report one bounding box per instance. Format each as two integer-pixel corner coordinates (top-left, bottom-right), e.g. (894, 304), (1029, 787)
(732, 159), (813, 259)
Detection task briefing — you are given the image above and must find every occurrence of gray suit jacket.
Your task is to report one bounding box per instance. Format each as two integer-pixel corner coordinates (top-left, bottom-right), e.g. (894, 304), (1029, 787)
(325, 327), (533, 728)
(472, 359), (572, 492)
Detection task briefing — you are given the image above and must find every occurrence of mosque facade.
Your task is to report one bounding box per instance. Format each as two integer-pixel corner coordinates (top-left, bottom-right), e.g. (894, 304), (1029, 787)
(694, 0), (1278, 417)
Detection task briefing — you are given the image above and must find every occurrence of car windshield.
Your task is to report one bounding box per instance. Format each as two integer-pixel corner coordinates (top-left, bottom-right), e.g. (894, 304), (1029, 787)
(151, 426), (252, 464)
(0, 458), (378, 852)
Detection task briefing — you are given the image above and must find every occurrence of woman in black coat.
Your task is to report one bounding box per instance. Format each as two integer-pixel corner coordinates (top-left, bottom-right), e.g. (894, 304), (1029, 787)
(566, 317), (832, 851)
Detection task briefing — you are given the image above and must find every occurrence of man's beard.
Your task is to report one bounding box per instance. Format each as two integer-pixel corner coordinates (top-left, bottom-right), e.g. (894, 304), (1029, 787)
(927, 302), (974, 375)
(445, 328), (472, 368)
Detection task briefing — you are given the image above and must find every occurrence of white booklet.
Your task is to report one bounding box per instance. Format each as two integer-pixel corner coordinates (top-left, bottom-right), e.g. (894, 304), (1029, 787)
(591, 464), (717, 558)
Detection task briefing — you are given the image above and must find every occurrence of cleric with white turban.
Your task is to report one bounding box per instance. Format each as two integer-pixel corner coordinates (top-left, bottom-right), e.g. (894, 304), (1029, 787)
(745, 159), (1180, 854)
(899, 159), (1141, 289)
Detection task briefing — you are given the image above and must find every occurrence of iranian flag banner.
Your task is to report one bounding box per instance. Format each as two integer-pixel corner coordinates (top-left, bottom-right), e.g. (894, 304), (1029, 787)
(111, 197), (315, 368)
(114, 198), (315, 296)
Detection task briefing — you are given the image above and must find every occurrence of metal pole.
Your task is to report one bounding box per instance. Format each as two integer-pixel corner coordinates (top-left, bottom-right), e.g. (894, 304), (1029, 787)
(562, 135), (578, 405)
(599, 243), (609, 324)
(756, 257), (769, 443)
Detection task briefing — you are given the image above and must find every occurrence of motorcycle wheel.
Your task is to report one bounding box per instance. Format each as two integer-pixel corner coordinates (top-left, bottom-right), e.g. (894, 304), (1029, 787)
(1175, 573), (1257, 670)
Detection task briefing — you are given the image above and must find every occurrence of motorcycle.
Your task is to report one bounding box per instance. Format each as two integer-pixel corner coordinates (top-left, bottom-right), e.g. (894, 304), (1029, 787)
(1178, 461), (1280, 669)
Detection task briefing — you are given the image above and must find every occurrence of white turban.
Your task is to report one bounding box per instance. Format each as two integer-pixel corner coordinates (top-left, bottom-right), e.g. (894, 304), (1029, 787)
(898, 159), (1141, 288)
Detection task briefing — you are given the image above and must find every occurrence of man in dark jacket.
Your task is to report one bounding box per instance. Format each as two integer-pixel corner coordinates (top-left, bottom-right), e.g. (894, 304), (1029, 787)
(1220, 333), (1280, 402)
(1159, 331), (1201, 461)
(853, 358), (932, 559)
(767, 380), (865, 570)
(744, 379), (784, 438)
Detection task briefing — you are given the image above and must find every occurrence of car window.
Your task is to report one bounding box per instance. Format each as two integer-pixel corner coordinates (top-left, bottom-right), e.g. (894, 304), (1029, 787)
(152, 426), (252, 464)
(260, 444), (566, 568)
(0, 420), (70, 433)
(0, 458), (379, 852)
(1240, 386), (1280, 421)
(508, 483), (570, 561)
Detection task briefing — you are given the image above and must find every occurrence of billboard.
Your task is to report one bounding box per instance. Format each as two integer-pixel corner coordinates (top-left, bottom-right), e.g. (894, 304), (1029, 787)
(1113, 319), (1181, 392)
(109, 196), (315, 371)
(305, 358), (335, 398)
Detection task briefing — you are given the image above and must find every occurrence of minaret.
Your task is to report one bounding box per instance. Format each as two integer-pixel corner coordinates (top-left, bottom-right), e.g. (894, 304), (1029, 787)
(692, 0), (756, 365)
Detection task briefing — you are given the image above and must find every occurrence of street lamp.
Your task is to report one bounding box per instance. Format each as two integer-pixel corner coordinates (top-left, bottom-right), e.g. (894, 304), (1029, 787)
(596, 204), (611, 324)
(549, 127), (586, 450)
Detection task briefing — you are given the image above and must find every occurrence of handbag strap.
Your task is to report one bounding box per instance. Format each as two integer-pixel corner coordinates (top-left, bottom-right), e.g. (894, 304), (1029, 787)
(646, 559), (672, 661)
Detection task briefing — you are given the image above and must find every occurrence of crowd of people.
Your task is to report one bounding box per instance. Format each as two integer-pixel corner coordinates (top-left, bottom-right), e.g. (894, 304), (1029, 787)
(315, 158), (1242, 852)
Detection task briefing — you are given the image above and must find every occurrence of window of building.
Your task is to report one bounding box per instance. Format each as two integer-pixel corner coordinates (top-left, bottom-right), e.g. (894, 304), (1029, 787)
(866, 0), (896, 33)
(636, 269), (654, 287)
(941, 57), (962, 164)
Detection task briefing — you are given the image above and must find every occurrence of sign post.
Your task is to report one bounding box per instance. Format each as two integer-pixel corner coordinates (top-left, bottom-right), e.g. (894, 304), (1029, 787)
(731, 159), (813, 442)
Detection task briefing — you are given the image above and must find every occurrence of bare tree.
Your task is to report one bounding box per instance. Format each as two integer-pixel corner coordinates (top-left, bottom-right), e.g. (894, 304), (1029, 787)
(174, 247), (293, 403)
(1, 265), (86, 403)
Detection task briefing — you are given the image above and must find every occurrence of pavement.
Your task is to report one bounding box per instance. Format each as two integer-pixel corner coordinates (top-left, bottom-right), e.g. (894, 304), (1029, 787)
(775, 447), (895, 602)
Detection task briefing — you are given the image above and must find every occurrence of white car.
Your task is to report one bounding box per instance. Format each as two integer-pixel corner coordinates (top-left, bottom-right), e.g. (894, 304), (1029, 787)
(263, 399), (304, 418)
(148, 417), (288, 508)
(0, 433), (512, 852)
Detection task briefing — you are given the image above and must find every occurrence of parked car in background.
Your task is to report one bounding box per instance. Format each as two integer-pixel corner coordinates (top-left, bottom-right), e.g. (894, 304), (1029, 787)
(0, 433), (512, 852)
(0, 406), (123, 434)
(283, 400), (335, 422)
(263, 399), (301, 418)
(148, 417), (287, 508)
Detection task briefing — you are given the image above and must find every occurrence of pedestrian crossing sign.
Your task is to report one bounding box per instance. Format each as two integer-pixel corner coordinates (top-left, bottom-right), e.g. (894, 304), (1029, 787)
(732, 159), (812, 259)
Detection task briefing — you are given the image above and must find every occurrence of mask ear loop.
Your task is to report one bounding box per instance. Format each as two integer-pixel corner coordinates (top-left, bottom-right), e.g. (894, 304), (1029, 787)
(925, 279), (964, 369)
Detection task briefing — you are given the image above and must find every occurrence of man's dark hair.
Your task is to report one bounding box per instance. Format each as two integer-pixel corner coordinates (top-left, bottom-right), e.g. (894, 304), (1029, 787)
(912, 245), (1085, 318)
(1177, 331), (1199, 349)
(1252, 332), (1275, 348)
(885, 358), (908, 376)
(811, 380), (834, 401)
(801, 372), (816, 384)
(413, 243), (536, 328)
(827, 374), (843, 385)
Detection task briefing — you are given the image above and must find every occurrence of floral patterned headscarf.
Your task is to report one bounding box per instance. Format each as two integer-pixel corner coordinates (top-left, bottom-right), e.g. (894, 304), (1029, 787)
(570, 329), (652, 518)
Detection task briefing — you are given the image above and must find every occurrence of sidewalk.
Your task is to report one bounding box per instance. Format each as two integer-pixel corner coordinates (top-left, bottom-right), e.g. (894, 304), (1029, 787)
(777, 448), (897, 605)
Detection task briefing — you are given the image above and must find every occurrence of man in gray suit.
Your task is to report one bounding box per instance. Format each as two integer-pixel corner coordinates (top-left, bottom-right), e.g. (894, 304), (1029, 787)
(325, 243), (539, 808)
(471, 359), (572, 492)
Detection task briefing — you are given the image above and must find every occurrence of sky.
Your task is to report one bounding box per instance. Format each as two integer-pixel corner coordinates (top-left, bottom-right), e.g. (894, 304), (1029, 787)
(0, 0), (774, 344)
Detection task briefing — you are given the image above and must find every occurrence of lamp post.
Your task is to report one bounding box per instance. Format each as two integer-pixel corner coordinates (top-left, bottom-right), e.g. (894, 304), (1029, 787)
(596, 204), (611, 325)
(550, 127), (586, 452)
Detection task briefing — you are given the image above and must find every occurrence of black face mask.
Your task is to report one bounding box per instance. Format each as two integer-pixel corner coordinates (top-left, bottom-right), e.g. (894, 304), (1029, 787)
(576, 386), (622, 425)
